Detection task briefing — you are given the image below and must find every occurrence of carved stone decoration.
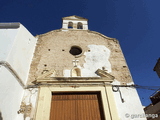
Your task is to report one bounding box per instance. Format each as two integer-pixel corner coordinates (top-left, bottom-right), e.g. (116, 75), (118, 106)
(72, 60), (79, 67)
(37, 69), (56, 80)
(17, 102), (32, 119)
(95, 69), (115, 80)
(34, 68), (114, 84)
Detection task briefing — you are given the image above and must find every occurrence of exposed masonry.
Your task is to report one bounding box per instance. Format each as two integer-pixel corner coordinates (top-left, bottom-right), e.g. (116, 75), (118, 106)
(28, 29), (132, 84)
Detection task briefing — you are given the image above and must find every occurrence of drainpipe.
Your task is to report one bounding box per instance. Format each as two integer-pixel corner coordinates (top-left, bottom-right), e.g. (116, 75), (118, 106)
(0, 61), (26, 89)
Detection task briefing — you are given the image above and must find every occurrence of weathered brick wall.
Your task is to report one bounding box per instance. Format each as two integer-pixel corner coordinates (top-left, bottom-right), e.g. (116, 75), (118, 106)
(28, 29), (132, 84)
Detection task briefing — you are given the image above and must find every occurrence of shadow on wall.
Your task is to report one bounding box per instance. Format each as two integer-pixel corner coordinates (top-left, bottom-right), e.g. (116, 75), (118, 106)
(0, 111), (3, 120)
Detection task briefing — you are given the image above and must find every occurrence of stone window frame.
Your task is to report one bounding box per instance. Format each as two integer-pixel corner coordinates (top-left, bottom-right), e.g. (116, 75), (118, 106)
(69, 45), (83, 57)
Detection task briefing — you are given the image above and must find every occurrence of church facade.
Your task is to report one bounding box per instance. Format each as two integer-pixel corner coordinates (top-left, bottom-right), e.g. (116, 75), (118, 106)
(0, 16), (146, 120)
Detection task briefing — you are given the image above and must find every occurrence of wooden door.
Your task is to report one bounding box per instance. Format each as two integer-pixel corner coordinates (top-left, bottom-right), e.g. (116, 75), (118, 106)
(50, 92), (105, 120)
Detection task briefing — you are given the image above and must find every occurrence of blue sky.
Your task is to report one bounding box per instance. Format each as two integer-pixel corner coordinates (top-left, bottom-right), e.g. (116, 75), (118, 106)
(1, 0), (160, 106)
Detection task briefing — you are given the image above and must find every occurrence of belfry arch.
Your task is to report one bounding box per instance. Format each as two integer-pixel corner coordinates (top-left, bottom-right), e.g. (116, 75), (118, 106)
(77, 22), (83, 29)
(68, 22), (73, 28)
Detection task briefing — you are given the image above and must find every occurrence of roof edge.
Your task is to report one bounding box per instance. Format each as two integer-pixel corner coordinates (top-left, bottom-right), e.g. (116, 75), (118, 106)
(36, 29), (118, 42)
(0, 23), (20, 29)
(62, 15), (88, 21)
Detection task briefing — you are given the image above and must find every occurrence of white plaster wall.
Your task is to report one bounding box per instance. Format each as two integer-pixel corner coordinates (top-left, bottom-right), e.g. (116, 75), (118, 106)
(6, 24), (37, 84)
(0, 66), (24, 120)
(112, 81), (147, 120)
(82, 45), (111, 77)
(63, 45), (111, 77)
(0, 29), (18, 61)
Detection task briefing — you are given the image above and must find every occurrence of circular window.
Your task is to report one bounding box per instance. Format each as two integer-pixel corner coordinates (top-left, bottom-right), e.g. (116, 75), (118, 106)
(69, 46), (82, 56)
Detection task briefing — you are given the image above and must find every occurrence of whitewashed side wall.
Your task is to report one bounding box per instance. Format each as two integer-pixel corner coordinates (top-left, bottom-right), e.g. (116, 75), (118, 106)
(0, 24), (37, 120)
(112, 81), (147, 120)
(0, 66), (24, 120)
(0, 29), (18, 61)
(7, 24), (37, 84)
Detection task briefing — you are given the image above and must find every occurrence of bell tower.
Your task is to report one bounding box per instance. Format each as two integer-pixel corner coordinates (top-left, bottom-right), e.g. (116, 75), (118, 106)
(62, 15), (88, 30)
